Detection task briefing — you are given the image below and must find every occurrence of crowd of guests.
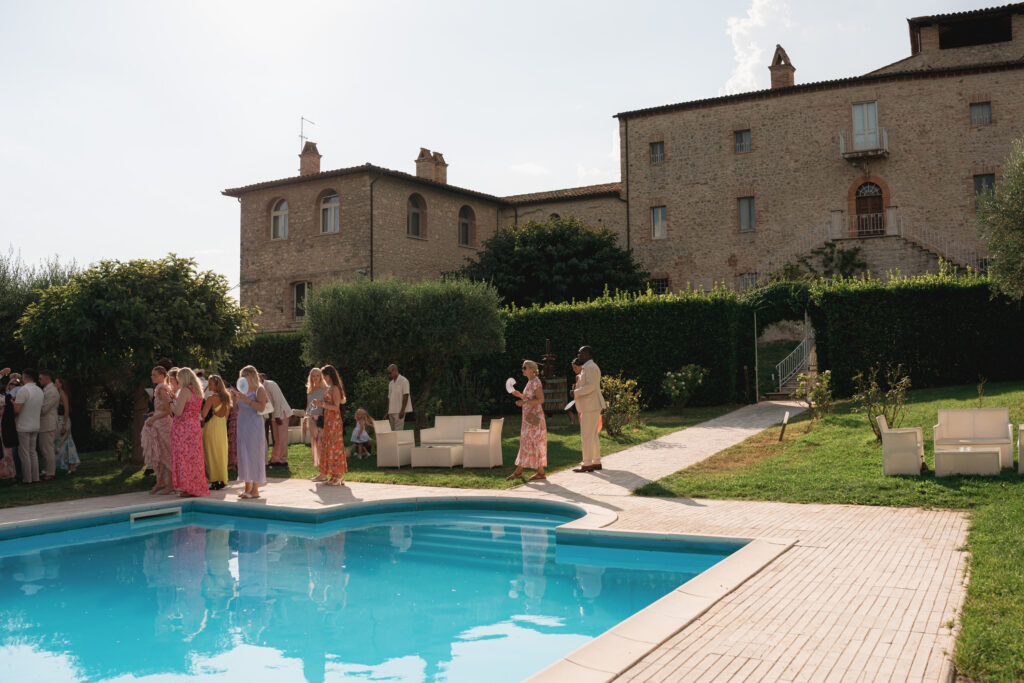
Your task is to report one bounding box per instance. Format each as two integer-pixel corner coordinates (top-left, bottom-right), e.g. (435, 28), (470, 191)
(0, 367), (79, 483)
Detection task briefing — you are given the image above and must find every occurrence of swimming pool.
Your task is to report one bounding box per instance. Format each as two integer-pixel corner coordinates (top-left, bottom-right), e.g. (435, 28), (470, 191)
(0, 500), (746, 682)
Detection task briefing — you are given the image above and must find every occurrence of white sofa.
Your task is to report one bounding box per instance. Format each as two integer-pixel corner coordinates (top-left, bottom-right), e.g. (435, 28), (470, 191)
(933, 408), (1013, 470)
(877, 415), (924, 475)
(420, 415), (482, 446)
(373, 420), (414, 468)
(463, 418), (504, 468)
(288, 409), (308, 445)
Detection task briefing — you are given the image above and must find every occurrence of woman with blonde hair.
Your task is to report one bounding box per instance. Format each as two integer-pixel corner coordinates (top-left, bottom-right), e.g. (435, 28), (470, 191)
(143, 366), (174, 494)
(313, 364), (347, 486)
(202, 374), (232, 491)
(304, 367), (326, 472)
(230, 365), (268, 499)
(169, 367), (209, 498)
(508, 359), (547, 482)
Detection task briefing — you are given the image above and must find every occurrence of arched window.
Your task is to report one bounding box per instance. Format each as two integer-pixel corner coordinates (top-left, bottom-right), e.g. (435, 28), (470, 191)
(855, 182), (883, 236)
(407, 194), (426, 238)
(320, 192), (340, 234)
(271, 199), (288, 240)
(549, 213), (561, 220)
(458, 206), (475, 246)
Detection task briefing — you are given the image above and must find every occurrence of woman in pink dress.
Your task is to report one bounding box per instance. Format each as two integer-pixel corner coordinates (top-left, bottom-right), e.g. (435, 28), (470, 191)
(508, 360), (547, 482)
(169, 367), (209, 498)
(143, 366), (174, 494)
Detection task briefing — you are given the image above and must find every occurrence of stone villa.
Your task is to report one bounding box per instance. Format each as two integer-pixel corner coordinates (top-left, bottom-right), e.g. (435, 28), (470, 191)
(224, 4), (1024, 331)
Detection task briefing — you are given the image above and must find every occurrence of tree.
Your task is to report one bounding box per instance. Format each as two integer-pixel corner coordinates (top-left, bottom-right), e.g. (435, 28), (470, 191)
(17, 255), (254, 460)
(302, 276), (504, 432)
(0, 249), (78, 371)
(977, 137), (1024, 300)
(450, 216), (649, 306)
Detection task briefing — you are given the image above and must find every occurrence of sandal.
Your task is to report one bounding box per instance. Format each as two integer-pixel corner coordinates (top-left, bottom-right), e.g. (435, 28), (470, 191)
(528, 473), (547, 482)
(311, 475), (328, 482)
(505, 471), (522, 481)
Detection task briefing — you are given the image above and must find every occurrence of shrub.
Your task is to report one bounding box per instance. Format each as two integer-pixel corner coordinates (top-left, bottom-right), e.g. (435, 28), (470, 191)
(662, 364), (707, 409)
(349, 371), (390, 420)
(852, 363), (912, 441)
(223, 332), (307, 407)
(601, 374), (644, 436)
(792, 370), (833, 420)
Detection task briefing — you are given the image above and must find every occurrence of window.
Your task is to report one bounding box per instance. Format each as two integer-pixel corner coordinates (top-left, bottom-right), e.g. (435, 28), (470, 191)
(549, 213), (560, 220)
(293, 281), (312, 318)
(320, 192), (340, 234)
(974, 173), (995, 208)
(970, 102), (992, 125)
(648, 278), (669, 295)
(650, 141), (665, 164)
(851, 101), (879, 150)
(738, 197), (755, 232)
(458, 206), (475, 246)
(651, 206), (667, 239)
(407, 194), (425, 238)
(271, 199), (288, 240)
(734, 129), (751, 153)
(740, 273), (758, 290)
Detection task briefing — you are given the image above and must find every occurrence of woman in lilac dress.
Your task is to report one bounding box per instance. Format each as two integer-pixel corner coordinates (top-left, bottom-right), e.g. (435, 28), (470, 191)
(230, 365), (268, 500)
(169, 368), (209, 498)
(507, 360), (547, 482)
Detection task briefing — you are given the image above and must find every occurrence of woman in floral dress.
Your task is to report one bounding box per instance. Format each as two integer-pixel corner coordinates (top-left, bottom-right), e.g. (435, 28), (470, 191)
(315, 364), (347, 486)
(143, 366), (175, 494)
(53, 377), (80, 473)
(169, 367), (209, 498)
(508, 360), (547, 482)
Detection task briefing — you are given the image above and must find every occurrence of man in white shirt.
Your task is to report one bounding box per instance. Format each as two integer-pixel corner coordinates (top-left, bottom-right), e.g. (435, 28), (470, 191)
(13, 368), (44, 483)
(37, 369), (60, 479)
(572, 346), (607, 473)
(261, 374), (292, 466)
(386, 364), (411, 431)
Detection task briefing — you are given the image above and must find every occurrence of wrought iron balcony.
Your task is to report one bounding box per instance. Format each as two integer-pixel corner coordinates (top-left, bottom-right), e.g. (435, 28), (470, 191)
(839, 128), (888, 159)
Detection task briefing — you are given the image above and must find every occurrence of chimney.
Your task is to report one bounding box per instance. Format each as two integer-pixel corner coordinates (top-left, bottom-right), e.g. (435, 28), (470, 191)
(769, 44), (795, 89)
(415, 148), (434, 179)
(299, 141), (322, 176)
(431, 151), (448, 184)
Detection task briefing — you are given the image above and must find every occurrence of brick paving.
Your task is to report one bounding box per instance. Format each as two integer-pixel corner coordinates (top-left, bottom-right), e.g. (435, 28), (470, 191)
(0, 400), (969, 682)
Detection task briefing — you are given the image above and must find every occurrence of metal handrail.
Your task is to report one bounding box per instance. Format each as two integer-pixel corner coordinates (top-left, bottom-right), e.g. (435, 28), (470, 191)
(897, 217), (990, 270)
(754, 223), (830, 281)
(840, 128), (888, 156)
(777, 332), (813, 393)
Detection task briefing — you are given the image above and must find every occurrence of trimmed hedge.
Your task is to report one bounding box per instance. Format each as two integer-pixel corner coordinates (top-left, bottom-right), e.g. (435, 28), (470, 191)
(808, 273), (1024, 396)
(222, 332), (308, 407)
(493, 289), (754, 408)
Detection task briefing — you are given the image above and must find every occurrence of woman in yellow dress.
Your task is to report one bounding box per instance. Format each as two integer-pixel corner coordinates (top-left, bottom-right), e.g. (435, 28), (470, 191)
(202, 375), (232, 490)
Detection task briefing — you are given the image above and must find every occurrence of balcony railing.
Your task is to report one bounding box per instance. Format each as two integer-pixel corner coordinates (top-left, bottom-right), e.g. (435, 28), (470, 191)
(839, 128), (888, 159)
(828, 212), (895, 239)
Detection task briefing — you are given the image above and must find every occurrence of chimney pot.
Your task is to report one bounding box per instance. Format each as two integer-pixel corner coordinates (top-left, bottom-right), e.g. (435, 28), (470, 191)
(415, 148), (435, 179)
(768, 44), (795, 89)
(299, 141), (322, 176)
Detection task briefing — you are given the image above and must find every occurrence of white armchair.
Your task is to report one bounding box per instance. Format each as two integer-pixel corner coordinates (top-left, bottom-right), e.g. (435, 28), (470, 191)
(463, 418), (504, 468)
(877, 415), (924, 475)
(374, 420), (414, 468)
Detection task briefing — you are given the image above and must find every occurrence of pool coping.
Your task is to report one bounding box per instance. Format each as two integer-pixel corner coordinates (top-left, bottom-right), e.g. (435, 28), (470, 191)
(0, 493), (795, 682)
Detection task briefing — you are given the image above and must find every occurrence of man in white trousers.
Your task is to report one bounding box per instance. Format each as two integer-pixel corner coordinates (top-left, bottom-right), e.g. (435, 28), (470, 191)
(572, 346), (607, 473)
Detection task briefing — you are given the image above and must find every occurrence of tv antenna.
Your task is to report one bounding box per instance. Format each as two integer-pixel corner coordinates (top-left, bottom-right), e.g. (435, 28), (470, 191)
(299, 116), (315, 149)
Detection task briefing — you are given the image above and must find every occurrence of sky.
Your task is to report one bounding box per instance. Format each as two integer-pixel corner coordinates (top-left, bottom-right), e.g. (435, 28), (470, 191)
(0, 0), (989, 294)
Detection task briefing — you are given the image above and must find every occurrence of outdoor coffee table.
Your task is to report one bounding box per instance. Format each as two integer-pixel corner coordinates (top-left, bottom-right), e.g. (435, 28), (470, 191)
(411, 445), (464, 468)
(933, 445), (1001, 477)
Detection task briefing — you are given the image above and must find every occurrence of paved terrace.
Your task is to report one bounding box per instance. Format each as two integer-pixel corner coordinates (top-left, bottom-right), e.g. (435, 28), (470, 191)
(0, 401), (968, 682)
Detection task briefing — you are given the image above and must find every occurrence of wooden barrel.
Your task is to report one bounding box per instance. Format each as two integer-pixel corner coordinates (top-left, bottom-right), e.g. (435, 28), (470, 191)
(542, 377), (569, 413)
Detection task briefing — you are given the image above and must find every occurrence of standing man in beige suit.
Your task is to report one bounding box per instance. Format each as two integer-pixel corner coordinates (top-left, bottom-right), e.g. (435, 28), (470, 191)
(37, 369), (60, 480)
(572, 346), (607, 473)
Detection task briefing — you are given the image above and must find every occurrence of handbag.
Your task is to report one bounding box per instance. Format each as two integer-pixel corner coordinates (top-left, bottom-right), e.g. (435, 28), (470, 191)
(316, 414), (324, 428)
(524, 413), (541, 426)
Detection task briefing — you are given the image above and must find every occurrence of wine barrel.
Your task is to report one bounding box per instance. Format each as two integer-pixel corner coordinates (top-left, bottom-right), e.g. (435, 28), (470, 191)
(542, 376), (569, 413)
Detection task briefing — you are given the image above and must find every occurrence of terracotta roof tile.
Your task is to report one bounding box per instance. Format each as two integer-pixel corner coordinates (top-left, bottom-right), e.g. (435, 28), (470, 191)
(909, 2), (1024, 25)
(501, 182), (622, 205)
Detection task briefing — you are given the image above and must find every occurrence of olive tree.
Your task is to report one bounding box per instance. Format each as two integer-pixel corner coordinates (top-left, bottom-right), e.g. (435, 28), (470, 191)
(18, 255), (254, 460)
(302, 276), (504, 431)
(978, 137), (1024, 300)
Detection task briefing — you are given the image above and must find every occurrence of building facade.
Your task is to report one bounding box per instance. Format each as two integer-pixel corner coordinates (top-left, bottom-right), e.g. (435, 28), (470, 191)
(226, 4), (1024, 331)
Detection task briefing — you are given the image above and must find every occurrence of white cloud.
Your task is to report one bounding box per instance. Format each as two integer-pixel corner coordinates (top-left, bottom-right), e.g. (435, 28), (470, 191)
(576, 163), (604, 181)
(508, 162), (551, 176)
(720, 0), (791, 95)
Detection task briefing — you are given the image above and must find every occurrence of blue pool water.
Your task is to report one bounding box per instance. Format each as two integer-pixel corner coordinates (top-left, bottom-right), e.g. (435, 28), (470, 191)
(0, 503), (740, 682)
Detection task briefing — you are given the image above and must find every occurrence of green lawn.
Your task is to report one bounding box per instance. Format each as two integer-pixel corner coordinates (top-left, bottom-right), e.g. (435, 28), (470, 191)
(636, 380), (1024, 682)
(756, 341), (798, 396)
(0, 404), (736, 508)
